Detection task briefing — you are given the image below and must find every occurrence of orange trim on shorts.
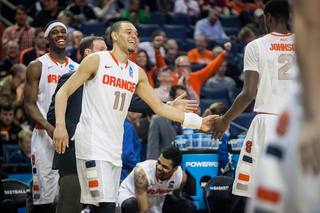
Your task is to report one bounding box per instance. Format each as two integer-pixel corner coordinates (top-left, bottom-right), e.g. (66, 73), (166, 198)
(238, 173), (250, 182)
(33, 185), (40, 191)
(269, 33), (293, 37)
(88, 180), (99, 188)
(257, 186), (280, 203)
(35, 124), (45, 130)
(257, 112), (278, 116)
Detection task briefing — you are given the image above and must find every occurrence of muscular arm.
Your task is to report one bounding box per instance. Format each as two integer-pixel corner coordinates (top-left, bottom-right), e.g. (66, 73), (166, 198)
(53, 53), (99, 154)
(209, 71), (258, 139)
(134, 166), (149, 213)
(24, 60), (54, 138)
(173, 171), (187, 197)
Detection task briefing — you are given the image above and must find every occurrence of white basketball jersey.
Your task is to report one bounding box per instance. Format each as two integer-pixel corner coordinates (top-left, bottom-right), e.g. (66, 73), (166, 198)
(118, 160), (183, 213)
(243, 33), (297, 114)
(75, 51), (139, 166)
(37, 53), (79, 118)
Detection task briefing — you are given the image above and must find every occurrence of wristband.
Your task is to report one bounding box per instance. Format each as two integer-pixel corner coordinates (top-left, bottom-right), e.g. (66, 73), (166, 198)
(182, 113), (202, 129)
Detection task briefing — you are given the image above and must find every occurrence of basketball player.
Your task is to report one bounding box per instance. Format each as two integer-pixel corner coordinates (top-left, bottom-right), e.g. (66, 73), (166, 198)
(118, 146), (196, 213)
(52, 20), (215, 213)
(24, 21), (79, 212)
(246, 0), (320, 212)
(207, 0), (297, 200)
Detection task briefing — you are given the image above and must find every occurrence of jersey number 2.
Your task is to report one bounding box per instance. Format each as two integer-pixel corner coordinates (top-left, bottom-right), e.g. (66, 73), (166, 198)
(113, 91), (126, 111)
(278, 54), (295, 80)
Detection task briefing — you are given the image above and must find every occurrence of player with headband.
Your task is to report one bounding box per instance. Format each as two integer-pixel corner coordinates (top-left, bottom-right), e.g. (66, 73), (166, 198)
(24, 20), (79, 213)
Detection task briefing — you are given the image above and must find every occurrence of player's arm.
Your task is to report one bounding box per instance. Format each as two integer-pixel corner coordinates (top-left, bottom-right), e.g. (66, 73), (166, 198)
(294, 0), (320, 174)
(24, 60), (55, 138)
(209, 70), (258, 140)
(53, 53), (99, 154)
(172, 171), (187, 197)
(135, 67), (216, 132)
(134, 166), (149, 213)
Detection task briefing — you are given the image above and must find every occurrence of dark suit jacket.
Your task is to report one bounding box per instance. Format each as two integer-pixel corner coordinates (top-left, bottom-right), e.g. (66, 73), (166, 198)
(47, 72), (153, 173)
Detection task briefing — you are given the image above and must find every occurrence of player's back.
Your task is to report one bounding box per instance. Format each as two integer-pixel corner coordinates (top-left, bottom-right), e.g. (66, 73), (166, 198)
(245, 33), (297, 114)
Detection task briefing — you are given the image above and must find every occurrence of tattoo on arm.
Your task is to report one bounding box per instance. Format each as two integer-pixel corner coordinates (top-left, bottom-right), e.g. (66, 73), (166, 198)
(134, 170), (148, 190)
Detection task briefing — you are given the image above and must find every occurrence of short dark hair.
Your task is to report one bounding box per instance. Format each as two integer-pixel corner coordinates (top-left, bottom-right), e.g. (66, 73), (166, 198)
(79, 36), (105, 58)
(10, 64), (26, 77)
(152, 30), (164, 40)
(35, 27), (45, 38)
(0, 102), (14, 112)
(15, 5), (27, 16)
(109, 20), (131, 45)
(161, 146), (182, 168)
(209, 102), (228, 115)
(59, 10), (74, 24)
(264, 0), (290, 22)
(169, 85), (186, 100)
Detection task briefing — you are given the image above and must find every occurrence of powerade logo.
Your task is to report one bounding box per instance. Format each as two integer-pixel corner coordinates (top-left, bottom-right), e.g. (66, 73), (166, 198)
(168, 181), (175, 188)
(186, 162), (218, 168)
(69, 64), (75, 72)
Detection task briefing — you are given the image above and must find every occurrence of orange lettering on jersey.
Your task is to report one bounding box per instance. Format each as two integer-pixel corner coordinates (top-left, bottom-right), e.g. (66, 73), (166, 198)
(47, 74), (61, 83)
(102, 74), (136, 92)
(280, 38), (288, 41)
(270, 43), (295, 51)
(147, 189), (172, 195)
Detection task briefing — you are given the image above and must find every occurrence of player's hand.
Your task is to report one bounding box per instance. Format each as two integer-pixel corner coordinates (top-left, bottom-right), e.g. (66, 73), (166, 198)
(45, 124), (55, 139)
(299, 119), (320, 174)
(223, 42), (232, 54)
(207, 116), (230, 140)
(171, 92), (198, 112)
(52, 124), (69, 154)
(200, 115), (219, 132)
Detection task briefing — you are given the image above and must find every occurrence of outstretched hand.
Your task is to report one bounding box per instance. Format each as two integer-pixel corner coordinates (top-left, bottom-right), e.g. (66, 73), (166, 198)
(299, 119), (320, 175)
(201, 114), (219, 132)
(206, 116), (230, 140)
(171, 92), (198, 112)
(52, 124), (69, 154)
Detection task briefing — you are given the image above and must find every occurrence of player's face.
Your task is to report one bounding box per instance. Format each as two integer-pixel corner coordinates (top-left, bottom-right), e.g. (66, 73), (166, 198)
(0, 109), (14, 127)
(156, 154), (176, 181)
(117, 22), (138, 53)
(35, 32), (47, 50)
(46, 26), (68, 50)
(91, 40), (107, 53)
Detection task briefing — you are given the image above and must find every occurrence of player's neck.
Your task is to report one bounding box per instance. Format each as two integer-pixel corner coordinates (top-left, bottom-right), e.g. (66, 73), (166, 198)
(48, 51), (66, 64)
(111, 47), (129, 63)
(270, 23), (289, 35)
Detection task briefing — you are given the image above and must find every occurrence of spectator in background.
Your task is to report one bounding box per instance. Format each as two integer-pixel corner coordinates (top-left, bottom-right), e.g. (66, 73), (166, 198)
(139, 30), (166, 65)
(65, 31), (84, 63)
(94, 0), (123, 24)
(212, 45), (243, 87)
(57, 10), (76, 47)
(9, 128), (32, 164)
(20, 28), (48, 66)
(251, 0), (265, 10)
(245, 9), (268, 37)
(147, 85), (187, 160)
(194, 7), (235, 40)
(238, 26), (256, 46)
(124, 0), (150, 24)
(200, 102), (229, 172)
(32, 0), (62, 28)
(205, 61), (236, 99)
(66, 0), (97, 24)
(121, 112), (141, 180)
(174, 0), (200, 18)
(0, 41), (19, 79)
(0, 21), (6, 61)
(2, 5), (35, 54)
(164, 46), (177, 66)
(0, 103), (22, 155)
(198, 0), (230, 17)
(28, 0), (44, 18)
(171, 42), (231, 97)
(188, 34), (213, 65)
(0, 64), (27, 104)
(227, 0), (255, 15)
(157, 0), (174, 13)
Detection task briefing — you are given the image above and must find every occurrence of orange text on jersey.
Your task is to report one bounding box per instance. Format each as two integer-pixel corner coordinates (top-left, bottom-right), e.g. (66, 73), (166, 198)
(102, 74), (136, 93)
(48, 74), (61, 83)
(147, 189), (172, 195)
(270, 43), (295, 51)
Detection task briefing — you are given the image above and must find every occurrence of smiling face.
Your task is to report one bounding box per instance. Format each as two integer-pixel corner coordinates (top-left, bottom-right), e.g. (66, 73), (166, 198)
(156, 154), (177, 181)
(113, 22), (138, 54)
(46, 25), (68, 50)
